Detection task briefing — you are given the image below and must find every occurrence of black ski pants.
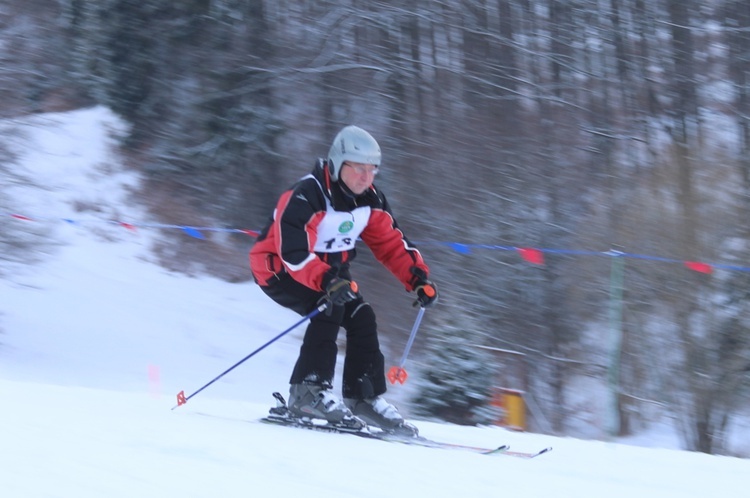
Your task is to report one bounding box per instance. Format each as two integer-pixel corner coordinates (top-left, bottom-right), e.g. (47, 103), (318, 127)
(259, 271), (386, 400)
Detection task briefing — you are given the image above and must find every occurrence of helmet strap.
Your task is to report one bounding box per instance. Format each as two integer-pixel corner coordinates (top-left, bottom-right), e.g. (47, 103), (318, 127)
(338, 180), (357, 199)
(323, 160), (333, 196)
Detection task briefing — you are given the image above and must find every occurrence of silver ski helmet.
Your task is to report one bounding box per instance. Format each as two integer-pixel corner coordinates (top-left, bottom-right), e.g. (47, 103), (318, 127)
(327, 126), (381, 182)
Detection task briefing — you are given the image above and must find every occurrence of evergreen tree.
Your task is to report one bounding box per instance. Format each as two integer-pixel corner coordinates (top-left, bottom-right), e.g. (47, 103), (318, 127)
(411, 322), (503, 426)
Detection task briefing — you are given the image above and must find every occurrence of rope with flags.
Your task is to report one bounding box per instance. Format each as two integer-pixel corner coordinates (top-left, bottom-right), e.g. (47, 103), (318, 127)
(6, 211), (749, 274)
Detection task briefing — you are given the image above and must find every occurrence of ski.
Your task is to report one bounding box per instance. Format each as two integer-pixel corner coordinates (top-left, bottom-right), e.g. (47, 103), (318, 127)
(499, 446), (553, 459)
(261, 392), (551, 458)
(377, 433), (512, 455)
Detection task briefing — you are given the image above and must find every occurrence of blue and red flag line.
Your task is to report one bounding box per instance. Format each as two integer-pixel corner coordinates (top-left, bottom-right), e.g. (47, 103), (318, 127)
(6, 212), (748, 274)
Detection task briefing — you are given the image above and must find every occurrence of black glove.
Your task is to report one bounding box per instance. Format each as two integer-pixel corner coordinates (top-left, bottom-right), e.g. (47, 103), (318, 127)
(410, 267), (438, 308)
(325, 277), (358, 306)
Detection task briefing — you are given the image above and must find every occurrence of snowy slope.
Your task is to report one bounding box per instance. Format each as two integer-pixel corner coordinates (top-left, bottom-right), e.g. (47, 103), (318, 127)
(1, 107), (748, 498)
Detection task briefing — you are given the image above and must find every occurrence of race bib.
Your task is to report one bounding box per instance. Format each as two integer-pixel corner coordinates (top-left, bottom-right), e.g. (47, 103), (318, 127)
(313, 206), (371, 253)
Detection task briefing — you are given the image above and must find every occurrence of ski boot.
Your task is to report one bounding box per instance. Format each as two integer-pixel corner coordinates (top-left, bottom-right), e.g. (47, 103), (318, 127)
(345, 396), (418, 437)
(288, 381), (365, 430)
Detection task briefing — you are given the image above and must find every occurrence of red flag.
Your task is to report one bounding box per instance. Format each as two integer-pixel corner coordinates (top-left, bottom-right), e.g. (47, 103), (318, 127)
(517, 247), (545, 265)
(148, 365), (161, 398)
(684, 261), (713, 274)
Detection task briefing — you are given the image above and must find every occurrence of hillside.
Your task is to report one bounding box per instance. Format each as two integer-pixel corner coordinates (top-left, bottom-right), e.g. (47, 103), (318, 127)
(1, 107), (748, 497)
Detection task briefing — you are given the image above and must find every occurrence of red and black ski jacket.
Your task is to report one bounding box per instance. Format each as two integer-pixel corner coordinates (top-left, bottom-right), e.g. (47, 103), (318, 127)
(249, 159), (429, 292)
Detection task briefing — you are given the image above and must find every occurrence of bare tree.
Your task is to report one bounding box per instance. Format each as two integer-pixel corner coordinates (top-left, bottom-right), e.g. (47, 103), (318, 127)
(4, 0), (750, 449)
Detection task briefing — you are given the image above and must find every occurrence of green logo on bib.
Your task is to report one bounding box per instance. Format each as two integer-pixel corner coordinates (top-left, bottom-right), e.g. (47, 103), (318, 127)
(339, 221), (354, 233)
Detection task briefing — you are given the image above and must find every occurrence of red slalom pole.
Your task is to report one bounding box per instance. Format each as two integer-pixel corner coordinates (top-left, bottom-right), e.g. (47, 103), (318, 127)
(172, 302), (327, 409)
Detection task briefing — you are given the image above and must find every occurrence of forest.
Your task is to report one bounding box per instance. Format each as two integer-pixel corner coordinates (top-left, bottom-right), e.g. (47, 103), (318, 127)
(2, 0), (750, 454)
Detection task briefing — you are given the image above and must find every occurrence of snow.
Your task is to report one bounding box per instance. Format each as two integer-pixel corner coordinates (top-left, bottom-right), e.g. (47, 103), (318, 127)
(1, 107), (749, 497)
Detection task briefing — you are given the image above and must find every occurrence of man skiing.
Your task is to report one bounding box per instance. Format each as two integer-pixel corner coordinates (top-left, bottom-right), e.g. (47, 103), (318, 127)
(250, 125), (438, 436)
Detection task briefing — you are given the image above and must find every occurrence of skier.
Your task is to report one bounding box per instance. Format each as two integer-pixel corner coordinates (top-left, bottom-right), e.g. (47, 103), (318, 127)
(249, 125), (438, 435)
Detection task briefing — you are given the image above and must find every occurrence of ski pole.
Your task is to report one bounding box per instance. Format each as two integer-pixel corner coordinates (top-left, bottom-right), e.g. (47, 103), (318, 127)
(172, 302), (328, 409)
(387, 306), (426, 385)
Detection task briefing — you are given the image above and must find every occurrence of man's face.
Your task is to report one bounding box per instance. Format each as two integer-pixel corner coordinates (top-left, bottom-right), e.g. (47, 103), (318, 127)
(339, 161), (378, 195)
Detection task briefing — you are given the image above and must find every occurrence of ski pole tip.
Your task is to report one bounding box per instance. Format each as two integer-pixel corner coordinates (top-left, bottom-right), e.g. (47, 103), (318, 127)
(173, 390), (187, 409)
(387, 366), (408, 384)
